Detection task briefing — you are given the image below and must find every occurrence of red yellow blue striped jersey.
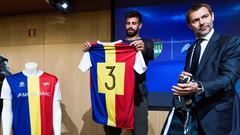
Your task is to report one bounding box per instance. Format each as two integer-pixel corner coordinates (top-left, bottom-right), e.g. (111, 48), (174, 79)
(1, 72), (61, 135)
(79, 40), (146, 129)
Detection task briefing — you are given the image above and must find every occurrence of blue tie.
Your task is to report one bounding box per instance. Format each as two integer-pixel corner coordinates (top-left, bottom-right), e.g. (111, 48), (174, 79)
(191, 38), (204, 77)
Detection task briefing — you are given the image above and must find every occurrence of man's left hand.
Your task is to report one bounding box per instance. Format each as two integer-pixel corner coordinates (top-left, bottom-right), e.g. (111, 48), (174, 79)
(172, 81), (198, 96)
(130, 40), (144, 51)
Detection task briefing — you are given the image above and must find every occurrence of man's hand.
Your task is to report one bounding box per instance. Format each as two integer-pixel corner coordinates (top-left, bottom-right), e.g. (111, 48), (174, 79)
(172, 71), (197, 96)
(82, 41), (91, 52)
(172, 81), (198, 96)
(130, 40), (144, 51)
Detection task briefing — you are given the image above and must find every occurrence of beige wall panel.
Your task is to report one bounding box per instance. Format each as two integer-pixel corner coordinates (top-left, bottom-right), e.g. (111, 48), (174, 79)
(44, 11), (110, 44)
(0, 15), (44, 46)
(0, 45), (44, 73)
(148, 111), (168, 135)
(0, 19), (9, 46)
(97, 10), (111, 41)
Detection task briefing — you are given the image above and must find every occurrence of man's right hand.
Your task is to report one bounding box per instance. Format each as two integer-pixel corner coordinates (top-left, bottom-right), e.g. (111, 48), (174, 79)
(82, 41), (91, 52)
(171, 71), (197, 96)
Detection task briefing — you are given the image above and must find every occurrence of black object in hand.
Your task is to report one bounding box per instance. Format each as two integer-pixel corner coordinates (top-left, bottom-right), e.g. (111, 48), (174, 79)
(178, 76), (191, 83)
(177, 76), (193, 107)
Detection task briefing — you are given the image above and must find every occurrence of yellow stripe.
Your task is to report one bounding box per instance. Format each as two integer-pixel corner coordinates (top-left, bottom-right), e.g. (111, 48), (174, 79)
(105, 91), (116, 126)
(104, 45), (116, 63)
(104, 44), (116, 126)
(28, 77), (41, 135)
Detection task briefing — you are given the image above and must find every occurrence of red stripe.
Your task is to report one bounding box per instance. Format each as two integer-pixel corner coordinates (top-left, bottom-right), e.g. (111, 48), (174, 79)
(115, 43), (136, 129)
(40, 73), (58, 135)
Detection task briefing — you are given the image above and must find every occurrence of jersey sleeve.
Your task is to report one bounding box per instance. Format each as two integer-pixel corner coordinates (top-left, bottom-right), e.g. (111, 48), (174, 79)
(134, 51), (147, 74)
(53, 80), (62, 101)
(78, 52), (92, 72)
(1, 78), (12, 99)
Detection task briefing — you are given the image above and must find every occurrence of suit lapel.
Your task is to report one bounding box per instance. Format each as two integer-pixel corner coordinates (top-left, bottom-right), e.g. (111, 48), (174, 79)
(196, 33), (221, 77)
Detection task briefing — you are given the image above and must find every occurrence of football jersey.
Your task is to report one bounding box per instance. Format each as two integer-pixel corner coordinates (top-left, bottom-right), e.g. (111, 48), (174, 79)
(1, 71), (61, 135)
(79, 40), (147, 129)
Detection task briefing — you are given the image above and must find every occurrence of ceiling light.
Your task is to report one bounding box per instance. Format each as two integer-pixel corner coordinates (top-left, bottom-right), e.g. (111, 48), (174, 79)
(46, 0), (71, 13)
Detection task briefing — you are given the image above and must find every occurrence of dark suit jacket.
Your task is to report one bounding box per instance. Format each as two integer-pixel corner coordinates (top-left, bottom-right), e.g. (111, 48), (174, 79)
(184, 33), (240, 135)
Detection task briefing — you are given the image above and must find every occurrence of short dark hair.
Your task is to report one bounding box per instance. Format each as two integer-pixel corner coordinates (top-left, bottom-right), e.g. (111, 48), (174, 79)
(124, 10), (142, 23)
(186, 3), (213, 24)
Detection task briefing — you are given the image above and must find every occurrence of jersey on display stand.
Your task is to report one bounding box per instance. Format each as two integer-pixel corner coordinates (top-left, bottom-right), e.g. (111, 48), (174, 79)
(1, 71), (61, 135)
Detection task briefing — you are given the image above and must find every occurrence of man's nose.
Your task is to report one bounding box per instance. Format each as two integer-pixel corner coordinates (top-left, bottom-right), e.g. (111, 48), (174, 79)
(199, 19), (205, 25)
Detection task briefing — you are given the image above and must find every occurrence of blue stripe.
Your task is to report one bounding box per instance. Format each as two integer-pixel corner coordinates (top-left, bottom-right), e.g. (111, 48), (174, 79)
(90, 43), (108, 125)
(7, 72), (31, 135)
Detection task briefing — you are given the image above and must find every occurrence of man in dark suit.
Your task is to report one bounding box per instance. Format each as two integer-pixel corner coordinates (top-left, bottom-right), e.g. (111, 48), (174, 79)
(172, 3), (240, 135)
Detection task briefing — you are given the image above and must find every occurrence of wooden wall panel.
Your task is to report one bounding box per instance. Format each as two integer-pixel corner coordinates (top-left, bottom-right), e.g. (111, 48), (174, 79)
(148, 111), (168, 135)
(0, 45), (44, 73)
(44, 11), (110, 44)
(0, 15), (44, 46)
(97, 10), (111, 41)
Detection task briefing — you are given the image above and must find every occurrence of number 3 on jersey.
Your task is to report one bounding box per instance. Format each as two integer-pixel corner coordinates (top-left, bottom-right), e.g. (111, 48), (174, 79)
(97, 63), (125, 95)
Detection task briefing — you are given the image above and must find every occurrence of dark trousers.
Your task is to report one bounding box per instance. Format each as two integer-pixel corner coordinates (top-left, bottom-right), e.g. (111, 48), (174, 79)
(104, 125), (122, 135)
(104, 97), (148, 135)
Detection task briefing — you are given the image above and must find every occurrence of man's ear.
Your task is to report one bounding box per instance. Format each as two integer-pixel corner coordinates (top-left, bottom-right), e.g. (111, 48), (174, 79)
(211, 12), (214, 22)
(139, 23), (142, 30)
(188, 23), (193, 31)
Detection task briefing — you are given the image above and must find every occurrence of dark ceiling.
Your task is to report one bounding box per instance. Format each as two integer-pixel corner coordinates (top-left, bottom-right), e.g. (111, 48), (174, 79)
(114, 0), (196, 8)
(0, 0), (111, 16)
(0, 0), (199, 16)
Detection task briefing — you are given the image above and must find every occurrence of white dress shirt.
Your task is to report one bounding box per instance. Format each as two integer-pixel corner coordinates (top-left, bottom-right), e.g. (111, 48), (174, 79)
(198, 28), (214, 63)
